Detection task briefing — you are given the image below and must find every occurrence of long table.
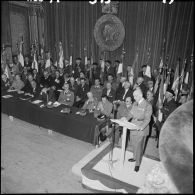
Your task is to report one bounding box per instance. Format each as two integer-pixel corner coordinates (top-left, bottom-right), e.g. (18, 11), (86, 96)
(1, 92), (99, 144)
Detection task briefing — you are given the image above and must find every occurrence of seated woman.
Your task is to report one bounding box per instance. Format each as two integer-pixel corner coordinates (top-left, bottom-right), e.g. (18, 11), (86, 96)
(1, 74), (11, 93)
(81, 92), (98, 113)
(93, 95), (113, 147)
(8, 74), (24, 92)
(58, 82), (74, 106)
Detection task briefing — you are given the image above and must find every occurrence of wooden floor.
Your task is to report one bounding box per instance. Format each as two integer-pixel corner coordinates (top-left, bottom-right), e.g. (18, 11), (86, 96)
(1, 113), (159, 193)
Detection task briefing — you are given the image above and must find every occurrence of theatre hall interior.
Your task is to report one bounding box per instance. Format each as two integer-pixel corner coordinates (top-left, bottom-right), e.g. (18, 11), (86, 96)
(1, 1), (193, 194)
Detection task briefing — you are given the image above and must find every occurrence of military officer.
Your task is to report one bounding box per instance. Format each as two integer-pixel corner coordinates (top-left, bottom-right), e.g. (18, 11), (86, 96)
(58, 83), (74, 106)
(121, 88), (152, 172)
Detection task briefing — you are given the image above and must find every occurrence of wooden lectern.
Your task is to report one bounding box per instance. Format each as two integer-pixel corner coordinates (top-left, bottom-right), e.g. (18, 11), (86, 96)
(110, 119), (138, 169)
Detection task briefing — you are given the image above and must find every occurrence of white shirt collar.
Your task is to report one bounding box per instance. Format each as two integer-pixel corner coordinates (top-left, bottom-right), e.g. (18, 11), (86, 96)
(138, 98), (144, 105)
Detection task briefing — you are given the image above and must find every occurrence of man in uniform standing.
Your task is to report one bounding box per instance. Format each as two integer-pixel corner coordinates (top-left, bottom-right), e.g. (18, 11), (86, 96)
(121, 88), (152, 172)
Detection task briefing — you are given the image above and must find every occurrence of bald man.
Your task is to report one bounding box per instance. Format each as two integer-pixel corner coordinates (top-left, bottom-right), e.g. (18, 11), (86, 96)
(122, 88), (152, 172)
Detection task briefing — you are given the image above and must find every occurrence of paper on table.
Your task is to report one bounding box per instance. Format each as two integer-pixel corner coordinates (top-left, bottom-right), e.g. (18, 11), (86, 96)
(2, 95), (13, 98)
(53, 101), (61, 107)
(7, 89), (17, 92)
(110, 119), (138, 130)
(57, 90), (63, 92)
(32, 100), (43, 104)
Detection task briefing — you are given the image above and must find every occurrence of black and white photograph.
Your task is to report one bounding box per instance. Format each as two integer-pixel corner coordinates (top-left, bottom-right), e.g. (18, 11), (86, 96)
(1, 0), (193, 193)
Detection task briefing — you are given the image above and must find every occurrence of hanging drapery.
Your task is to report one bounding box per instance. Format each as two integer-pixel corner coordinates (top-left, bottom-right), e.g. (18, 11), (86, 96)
(43, 1), (193, 77)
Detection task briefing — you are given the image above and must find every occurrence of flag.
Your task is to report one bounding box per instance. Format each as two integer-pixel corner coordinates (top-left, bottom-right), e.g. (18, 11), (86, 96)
(163, 69), (171, 95)
(32, 53), (38, 72)
(4, 64), (12, 80)
(154, 58), (163, 94)
(157, 74), (165, 122)
(145, 65), (151, 78)
(117, 63), (123, 74)
(69, 55), (72, 66)
(59, 42), (64, 69)
(180, 59), (187, 91)
(84, 56), (88, 66)
(45, 52), (51, 69)
(18, 39), (24, 67)
(172, 59), (180, 100)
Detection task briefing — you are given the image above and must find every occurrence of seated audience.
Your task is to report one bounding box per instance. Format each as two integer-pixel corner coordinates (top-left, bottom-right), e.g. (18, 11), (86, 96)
(74, 78), (89, 108)
(58, 83), (74, 106)
(9, 74), (24, 91)
(93, 95), (113, 147)
(102, 82), (116, 103)
(90, 78), (103, 102)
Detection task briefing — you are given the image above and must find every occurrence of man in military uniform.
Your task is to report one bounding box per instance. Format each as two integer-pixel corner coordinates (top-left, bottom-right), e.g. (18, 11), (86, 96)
(121, 88), (152, 172)
(58, 83), (74, 106)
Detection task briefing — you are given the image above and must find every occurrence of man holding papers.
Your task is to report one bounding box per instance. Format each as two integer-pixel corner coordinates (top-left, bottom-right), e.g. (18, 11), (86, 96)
(121, 88), (152, 172)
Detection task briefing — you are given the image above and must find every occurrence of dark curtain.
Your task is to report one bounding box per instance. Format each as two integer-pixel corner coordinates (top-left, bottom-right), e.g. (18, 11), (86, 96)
(43, 1), (193, 76)
(1, 1), (12, 46)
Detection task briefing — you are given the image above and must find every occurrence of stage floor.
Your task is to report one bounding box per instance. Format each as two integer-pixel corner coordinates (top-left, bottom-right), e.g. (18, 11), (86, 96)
(81, 144), (160, 193)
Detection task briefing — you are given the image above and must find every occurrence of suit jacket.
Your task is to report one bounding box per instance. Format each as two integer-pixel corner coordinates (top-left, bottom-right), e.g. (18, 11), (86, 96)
(117, 88), (134, 101)
(102, 88), (116, 103)
(127, 99), (152, 136)
(50, 76), (64, 90)
(76, 83), (89, 102)
(73, 63), (85, 78)
(40, 75), (52, 88)
(31, 86), (41, 99)
(161, 99), (178, 122)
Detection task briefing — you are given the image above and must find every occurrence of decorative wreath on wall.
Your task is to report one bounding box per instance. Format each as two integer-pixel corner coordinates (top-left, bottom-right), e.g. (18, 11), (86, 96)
(94, 14), (125, 52)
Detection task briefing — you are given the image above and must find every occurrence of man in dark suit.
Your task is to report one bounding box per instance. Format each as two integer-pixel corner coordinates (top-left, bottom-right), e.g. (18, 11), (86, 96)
(102, 82), (116, 103)
(104, 60), (115, 81)
(24, 56), (32, 72)
(39, 70), (52, 89)
(21, 74), (34, 93)
(32, 68), (41, 85)
(122, 88), (152, 172)
(73, 57), (85, 79)
(74, 78), (89, 108)
(115, 76), (127, 100)
(117, 81), (134, 102)
(64, 59), (72, 76)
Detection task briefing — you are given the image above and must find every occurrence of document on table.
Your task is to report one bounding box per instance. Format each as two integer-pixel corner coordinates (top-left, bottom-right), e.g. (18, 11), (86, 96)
(2, 95), (13, 99)
(31, 100), (43, 104)
(110, 119), (138, 130)
(53, 101), (61, 107)
(7, 89), (17, 92)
